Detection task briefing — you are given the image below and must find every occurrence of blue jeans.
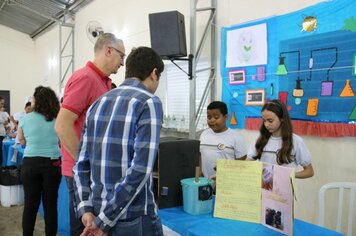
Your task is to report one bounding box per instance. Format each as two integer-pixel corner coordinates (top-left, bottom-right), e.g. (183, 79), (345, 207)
(65, 176), (85, 236)
(109, 214), (163, 236)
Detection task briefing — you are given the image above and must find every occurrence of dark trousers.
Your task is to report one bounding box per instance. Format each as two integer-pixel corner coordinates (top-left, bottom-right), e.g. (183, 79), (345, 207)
(66, 176), (85, 236)
(110, 214), (164, 236)
(21, 157), (62, 236)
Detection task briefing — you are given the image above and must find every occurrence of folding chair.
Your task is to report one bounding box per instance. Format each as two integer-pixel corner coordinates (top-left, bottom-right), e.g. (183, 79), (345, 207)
(318, 182), (356, 236)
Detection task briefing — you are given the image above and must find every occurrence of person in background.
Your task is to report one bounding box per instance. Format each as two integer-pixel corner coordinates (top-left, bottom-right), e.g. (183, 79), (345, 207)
(247, 99), (314, 179)
(17, 86), (61, 236)
(11, 101), (32, 124)
(8, 101), (32, 139)
(0, 96), (10, 165)
(199, 101), (247, 179)
(73, 46), (164, 236)
(55, 33), (125, 236)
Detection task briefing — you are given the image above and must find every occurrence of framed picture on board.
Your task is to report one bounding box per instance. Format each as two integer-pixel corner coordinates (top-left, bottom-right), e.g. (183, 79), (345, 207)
(245, 89), (265, 106)
(229, 69), (246, 85)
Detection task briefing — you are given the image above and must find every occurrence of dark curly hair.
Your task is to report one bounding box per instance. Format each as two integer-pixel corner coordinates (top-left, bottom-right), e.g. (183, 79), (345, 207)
(33, 86), (60, 121)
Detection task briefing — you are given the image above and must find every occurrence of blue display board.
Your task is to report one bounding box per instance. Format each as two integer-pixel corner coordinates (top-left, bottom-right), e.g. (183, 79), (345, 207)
(221, 0), (356, 131)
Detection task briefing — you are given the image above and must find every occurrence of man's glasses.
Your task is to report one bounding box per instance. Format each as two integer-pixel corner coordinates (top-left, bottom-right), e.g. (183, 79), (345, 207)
(109, 47), (125, 60)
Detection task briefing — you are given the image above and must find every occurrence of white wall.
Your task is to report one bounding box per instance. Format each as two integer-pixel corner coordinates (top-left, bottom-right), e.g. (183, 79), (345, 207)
(72, 0), (326, 95)
(34, 25), (66, 94)
(73, 0), (190, 87)
(0, 23), (64, 113)
(2, 0), (355, 233)
(0, 25), (37, 113)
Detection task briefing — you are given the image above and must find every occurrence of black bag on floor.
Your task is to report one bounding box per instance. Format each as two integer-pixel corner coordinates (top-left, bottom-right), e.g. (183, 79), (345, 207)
(0, 166), (22, 186)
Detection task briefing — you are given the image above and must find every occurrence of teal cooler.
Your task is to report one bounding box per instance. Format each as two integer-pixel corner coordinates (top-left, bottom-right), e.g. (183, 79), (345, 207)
(180, 177), (214, 215)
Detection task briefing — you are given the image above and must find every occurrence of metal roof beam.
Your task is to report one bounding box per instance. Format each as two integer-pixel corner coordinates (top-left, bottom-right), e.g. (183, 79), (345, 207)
(29, 0), (92, 39)
(12, 0), (61, 22)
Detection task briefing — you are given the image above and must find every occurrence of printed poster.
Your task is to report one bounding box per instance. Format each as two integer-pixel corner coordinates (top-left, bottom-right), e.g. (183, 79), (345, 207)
(261, 163), (294, 235)
(214, 160), (295, 236)
(214, 160), (262, 223)
(226, 23), (267, 67)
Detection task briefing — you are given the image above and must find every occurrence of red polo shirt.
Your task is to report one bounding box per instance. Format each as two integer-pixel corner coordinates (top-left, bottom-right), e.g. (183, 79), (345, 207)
(61, 61), (111, 176)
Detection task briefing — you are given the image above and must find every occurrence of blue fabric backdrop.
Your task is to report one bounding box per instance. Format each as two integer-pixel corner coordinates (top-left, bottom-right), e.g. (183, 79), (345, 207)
(221, 0), (356, 129)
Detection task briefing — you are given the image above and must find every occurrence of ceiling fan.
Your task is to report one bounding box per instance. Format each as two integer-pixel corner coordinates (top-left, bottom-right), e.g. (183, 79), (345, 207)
(86, 21), (104, 43)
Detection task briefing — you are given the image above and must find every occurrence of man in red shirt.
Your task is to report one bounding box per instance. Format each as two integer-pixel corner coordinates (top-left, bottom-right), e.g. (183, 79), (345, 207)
(55, 33), (125, 236)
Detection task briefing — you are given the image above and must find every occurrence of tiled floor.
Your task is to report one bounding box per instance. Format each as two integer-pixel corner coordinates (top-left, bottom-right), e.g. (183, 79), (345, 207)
(0, 204), (48, 236)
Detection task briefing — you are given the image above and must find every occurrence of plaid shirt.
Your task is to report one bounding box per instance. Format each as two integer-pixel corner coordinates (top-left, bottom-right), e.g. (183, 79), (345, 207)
(73, 78), (163, 233)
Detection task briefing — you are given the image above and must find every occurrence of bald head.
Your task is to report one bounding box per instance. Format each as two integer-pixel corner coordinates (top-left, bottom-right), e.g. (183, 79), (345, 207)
(92, 33), (125, 76)
(94, 33), (123, 53)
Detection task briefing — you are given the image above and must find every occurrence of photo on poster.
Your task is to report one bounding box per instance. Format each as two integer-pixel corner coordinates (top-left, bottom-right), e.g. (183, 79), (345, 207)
(265, 207), (284, 230)
(245, 89), (265, 106)
(262, 165), (274, 191)
(229, 69), (246, 85)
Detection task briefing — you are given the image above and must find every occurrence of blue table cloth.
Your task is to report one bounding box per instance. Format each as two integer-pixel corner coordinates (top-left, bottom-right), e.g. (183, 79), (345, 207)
(158, 207), (343, 236)
(57, 177), (70, 236)
(39, 176), (69, 236)
(1, 139), (15, 166)
(7, 144), (24, 166)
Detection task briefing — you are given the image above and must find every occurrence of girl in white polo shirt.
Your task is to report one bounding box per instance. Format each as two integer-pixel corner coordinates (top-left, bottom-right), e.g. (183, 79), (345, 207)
(247, 99), (314, 179)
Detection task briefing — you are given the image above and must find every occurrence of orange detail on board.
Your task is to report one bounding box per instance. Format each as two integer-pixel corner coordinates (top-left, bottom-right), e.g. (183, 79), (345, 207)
(245, 118), (356, 137)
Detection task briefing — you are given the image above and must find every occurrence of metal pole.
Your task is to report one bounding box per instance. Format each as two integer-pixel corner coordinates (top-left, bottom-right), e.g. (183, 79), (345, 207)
(210, 0), (217, 101)
(59, 23), (62, 93)
(189, 0), (198, 139)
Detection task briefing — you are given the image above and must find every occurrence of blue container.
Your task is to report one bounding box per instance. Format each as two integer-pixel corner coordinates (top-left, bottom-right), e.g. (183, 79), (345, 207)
(180, 177), (214, 215)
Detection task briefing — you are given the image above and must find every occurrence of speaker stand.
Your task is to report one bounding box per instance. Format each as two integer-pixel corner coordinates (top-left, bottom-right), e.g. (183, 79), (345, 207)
(168, 54), (194, 80)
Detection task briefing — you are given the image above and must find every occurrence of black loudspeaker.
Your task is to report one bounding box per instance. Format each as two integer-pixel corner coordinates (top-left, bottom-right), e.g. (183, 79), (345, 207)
(149, 11), (187, 59)
(154, 137), (200, 209)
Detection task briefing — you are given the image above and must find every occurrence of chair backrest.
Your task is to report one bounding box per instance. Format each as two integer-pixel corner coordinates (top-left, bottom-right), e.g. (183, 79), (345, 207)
(318, 182), (356, 236)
